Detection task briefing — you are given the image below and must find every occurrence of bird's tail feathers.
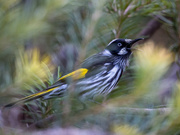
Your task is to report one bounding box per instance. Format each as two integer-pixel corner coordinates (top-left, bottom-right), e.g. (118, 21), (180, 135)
(3, 86), (58, 108)
(3, 68), (88, 108)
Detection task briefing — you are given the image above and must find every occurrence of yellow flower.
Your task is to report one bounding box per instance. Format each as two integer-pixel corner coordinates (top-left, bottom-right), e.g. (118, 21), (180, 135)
(15, 48), (54, 90)
(135, 41), (172, 75)
(133, 41), (173, 95)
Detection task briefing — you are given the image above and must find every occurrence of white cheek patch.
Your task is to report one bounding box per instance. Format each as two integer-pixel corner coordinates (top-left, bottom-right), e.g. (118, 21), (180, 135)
(125, 39), (132, 43)
(118, 47), (128, 55)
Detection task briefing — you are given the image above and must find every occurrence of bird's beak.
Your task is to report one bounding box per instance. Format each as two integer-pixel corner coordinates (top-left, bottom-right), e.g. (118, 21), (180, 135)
(128, 38), (144, 48)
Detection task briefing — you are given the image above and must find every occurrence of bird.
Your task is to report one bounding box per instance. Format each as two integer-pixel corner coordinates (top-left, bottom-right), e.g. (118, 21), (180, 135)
(4, 38), (143, 108)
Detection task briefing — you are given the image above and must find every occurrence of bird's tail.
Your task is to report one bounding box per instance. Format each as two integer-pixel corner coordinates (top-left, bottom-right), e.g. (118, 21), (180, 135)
(3, 68), (88, 108)
(3, 86), (59, 108)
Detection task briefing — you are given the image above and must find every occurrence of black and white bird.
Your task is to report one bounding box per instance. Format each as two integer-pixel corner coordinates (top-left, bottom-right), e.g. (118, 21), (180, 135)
(4, 38), (143, 107)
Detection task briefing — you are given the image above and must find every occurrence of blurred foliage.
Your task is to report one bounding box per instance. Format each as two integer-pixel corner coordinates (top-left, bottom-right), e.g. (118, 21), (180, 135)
(14, 48), (54, 90)
(0, 0), (180, 135)
(112, 124), (143, 135)
(134, 41), (173, 96)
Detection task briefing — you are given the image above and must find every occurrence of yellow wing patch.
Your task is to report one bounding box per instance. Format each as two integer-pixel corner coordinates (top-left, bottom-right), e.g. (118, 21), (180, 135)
(59, 68), (88, 81)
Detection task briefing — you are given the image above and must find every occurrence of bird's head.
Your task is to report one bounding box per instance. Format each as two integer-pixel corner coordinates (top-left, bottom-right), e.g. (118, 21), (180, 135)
(105, 38), (144, 56)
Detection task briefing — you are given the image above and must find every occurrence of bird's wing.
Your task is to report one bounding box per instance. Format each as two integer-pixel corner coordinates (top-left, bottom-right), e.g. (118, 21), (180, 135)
(74, 54), (122, 98)
(58, 68), (88, 81)
(81, 53), (111, 69)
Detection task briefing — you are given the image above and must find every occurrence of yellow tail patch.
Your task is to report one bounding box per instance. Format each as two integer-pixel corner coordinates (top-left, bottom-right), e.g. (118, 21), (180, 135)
(59, 68), (88, 81)
(20, 87), (58, 101)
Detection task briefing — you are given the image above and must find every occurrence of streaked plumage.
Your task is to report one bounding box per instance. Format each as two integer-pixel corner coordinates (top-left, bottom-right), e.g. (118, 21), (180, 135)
(4, 38), (143, 107)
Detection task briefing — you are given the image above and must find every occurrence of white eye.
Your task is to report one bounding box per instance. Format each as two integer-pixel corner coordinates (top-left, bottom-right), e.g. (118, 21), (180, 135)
(117, 43), (122, 47)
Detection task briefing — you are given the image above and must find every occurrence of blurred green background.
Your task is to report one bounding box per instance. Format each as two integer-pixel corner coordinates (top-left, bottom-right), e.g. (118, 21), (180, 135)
(0, 0), (180, 135)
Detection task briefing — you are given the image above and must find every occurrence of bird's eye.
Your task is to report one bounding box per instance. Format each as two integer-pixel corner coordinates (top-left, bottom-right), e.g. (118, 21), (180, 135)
(117, 43), (122, 47)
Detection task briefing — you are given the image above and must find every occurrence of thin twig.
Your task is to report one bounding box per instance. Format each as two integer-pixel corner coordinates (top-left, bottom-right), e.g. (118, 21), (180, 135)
(25, 114), (56, 130)
(105, 107), (171, 115)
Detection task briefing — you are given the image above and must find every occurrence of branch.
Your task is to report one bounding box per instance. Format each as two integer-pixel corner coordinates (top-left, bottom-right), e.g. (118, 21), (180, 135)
(138, 16), (162, 40)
